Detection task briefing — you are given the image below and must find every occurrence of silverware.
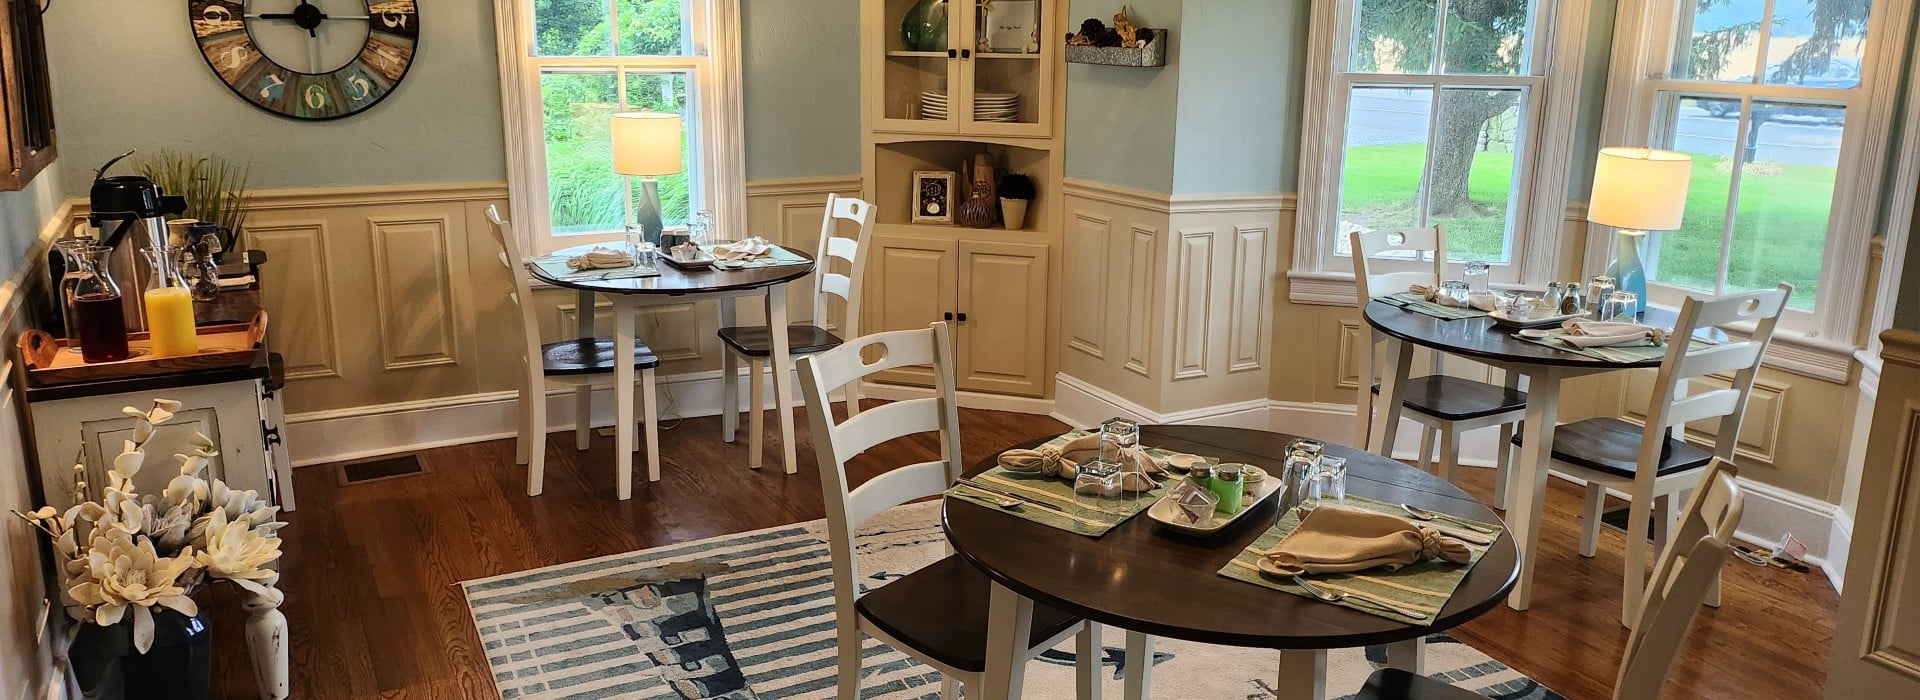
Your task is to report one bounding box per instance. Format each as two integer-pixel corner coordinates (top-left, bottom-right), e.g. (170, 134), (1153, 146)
(1401, 504), (1497, 533)
(952, 485), (1023, 510)
(955, 478), (1071, 515)
(1292, 576), (1427, 620)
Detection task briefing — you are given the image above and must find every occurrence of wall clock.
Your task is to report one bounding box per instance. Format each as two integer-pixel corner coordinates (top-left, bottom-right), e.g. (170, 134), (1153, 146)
(189, 1), (419, 121)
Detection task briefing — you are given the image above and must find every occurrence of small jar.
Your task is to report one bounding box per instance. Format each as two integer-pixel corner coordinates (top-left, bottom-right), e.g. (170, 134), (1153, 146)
(1209, 463), (1245, 514)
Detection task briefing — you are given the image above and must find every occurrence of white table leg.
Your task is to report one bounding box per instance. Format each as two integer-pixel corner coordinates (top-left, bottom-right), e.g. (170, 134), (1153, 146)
(1506, 367), (1563, 610)
(981, 582), (1031, 700)
(719, 297), (739, 443)
(1077, 622), (1102, 700)
(1385, 637), (1426, 675)
(767, 284), (799, 474)
(1496, 367), (1522, 510)
(1122, 631), (1153, 700)
(1275, 649), (1328, 700)
(575, 289), (597, 450)
(613, 298), (637, 500)
(1368, 338), (1414, 456)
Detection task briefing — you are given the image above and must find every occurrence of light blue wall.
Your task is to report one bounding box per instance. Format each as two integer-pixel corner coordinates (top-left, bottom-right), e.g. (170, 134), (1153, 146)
(1065, 0), (1182, 193)
(1170, 0), (1307, 195)
(742, 0), (861, 179)
(41, 1), (859, 191)
(0, 162), (68, 282)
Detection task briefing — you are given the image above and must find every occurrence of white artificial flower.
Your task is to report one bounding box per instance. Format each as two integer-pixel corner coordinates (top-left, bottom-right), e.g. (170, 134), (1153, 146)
(66, 530), (197, 654)
(194, 510), (282, 598)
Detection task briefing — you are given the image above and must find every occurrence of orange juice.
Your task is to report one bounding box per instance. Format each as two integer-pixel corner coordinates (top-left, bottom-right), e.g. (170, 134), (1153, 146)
(144, 287), (199, 356)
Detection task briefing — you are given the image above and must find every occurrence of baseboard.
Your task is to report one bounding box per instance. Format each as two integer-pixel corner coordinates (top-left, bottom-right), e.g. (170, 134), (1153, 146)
(856, 382), (1055, 415)
(1825, 507), (1853, 593)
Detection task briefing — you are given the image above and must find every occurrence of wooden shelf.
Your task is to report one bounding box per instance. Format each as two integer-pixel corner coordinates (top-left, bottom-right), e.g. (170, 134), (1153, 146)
(886, 50), (950, 58)
(874, 221), (1046, 238)
(975, 52), (1042, 59)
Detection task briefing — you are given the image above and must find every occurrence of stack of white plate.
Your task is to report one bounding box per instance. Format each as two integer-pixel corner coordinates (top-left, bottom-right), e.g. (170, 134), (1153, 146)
(974, 92), (1020, 122)
(919, 91), (948, 120)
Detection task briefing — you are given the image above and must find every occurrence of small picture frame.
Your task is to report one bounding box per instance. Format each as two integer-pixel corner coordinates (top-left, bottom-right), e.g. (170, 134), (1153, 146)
(981, 0), (1039, 53)
(912, 170), (956, 224)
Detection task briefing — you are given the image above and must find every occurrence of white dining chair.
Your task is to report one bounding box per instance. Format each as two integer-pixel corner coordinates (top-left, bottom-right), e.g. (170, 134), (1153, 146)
(720, 194), (875, 469)
(1356, 457), (1745, 700)
(485, 205), (662, 496)
(796, 322), (1099, 700)
(1516, 283), (1789, 625)
(1350, 226), (1527, 505)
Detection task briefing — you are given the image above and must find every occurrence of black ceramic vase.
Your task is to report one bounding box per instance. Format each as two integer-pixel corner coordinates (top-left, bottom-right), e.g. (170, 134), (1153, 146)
(69, 609), (212, 700)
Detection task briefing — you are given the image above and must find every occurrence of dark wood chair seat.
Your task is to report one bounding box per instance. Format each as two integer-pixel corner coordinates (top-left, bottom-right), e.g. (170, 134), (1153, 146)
(854, 555), (1082, 673)
(717, 324), (843, 358)
(539, 338), (660, 376)
(1511, 416), (1713, 478)
(1353, 668), (1482, 700)
(1372, 376), (1527, 421)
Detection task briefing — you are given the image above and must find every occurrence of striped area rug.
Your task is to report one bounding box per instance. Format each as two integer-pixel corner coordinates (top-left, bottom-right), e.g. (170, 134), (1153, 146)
(461, 503), (1562, 700)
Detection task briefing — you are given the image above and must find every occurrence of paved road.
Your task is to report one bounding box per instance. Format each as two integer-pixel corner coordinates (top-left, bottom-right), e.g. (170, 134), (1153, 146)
(1347, 91), (1842, 167)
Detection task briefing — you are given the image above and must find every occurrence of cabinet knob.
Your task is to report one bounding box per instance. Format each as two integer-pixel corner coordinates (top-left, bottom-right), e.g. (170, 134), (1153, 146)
(961, 49), (972, 59)
(948, 48), (957, 58)
(956, 312), (968, 323)
(943, 311), (954, 321)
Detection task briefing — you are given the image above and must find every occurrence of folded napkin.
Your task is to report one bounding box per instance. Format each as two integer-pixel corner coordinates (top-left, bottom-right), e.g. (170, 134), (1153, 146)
(713, 237), (775, 261)
(567, 247), (635, 271)
(1559, 320), (1670, 348)
(1406, 285), (1502, 311)
(998, 433), (1161, 492)
(1261, 506), (1472, 576)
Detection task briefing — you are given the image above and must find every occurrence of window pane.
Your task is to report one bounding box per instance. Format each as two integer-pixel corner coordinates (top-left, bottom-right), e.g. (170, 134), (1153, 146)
(541, 72), (622, 235)
(623, 72), (693, 227)
(1726, 101), (1841, 309)
(1649, 96), (1740, 294)
(1441, 0), (1533, 75)
(1352, 0), (1437, 74)
(535, 0), (614, 57)
(1671, 1), (1765, 82)
(1431, 88), (1523, 263)
(1763, 0), (1870, 89)
(1338, 86), (1432, 254)
(617, 0), (692, 56)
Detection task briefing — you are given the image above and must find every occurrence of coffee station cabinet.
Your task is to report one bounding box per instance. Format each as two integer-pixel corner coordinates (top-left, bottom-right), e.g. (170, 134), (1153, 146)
(860, 0), (1065, 399)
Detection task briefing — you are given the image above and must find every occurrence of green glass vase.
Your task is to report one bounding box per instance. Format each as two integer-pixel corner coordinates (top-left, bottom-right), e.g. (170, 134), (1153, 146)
(901, 0), (949, 52)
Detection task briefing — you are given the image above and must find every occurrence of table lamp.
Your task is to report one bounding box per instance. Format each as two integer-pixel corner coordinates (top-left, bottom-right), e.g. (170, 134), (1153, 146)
(611, 111), (684, 245)
(1587, 147), (1692, 316)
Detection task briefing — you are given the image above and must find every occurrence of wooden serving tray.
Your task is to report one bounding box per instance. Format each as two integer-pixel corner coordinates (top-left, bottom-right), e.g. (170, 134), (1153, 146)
(20, 310), (268, 385)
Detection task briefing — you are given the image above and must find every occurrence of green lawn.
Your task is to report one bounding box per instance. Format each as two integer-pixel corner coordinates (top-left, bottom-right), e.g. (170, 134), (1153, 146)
(1340, 144), (1829, 309)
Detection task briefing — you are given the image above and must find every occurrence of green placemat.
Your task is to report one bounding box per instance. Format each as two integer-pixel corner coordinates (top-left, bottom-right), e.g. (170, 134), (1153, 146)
(709, 244), (811, 270)
(1513, 328), (1706, 363)
(1218, 496), (1504, 625)
(945, 430), (1177, 537)
(1379, 292), (1490, 320)
(530, 257), (659, 282)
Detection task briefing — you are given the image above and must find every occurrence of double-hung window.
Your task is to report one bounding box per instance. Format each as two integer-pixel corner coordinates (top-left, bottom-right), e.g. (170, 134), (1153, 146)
(1293, 0), (1581, 302)
(494, 0), (744, 253)
(1599, 0), (1904, 350)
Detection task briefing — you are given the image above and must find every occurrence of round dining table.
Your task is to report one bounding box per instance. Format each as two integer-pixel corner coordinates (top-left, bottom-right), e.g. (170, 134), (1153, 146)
(1361, 300), (1725, 613)
(530, 243), (814, 498)
(945, 424), (1519, 700)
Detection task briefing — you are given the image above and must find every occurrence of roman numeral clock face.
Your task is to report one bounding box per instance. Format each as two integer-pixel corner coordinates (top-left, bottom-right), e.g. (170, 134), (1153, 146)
(191, 1), (417, 120)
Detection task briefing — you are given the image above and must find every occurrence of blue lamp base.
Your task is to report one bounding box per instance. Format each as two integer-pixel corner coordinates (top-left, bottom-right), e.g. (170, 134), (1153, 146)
(1605, 231), (1648, 317)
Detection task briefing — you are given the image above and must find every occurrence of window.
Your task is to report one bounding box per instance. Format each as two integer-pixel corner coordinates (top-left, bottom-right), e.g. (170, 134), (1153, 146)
(495, 0), (744, 253)
(1599, 0), (1904, 353)
(1293, 0), (1582, 300)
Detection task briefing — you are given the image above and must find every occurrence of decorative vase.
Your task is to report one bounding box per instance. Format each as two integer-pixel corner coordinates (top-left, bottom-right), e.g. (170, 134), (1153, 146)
(69, 609), (213, 700)
(957, 182), (999, 228)
(1000, 198), (1030, 230)
(901, 0), (948, 52)
(1605, 231), (1648, 317)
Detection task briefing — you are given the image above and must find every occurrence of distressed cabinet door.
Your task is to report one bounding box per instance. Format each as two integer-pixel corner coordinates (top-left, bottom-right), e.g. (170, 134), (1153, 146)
(955, 240), (1048, 396)
(865, 235), (958, 387)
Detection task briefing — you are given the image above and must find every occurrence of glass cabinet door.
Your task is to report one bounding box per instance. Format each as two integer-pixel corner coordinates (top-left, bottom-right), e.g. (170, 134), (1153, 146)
(880, 0), (962, 132)
(961, 0), (1051, 136)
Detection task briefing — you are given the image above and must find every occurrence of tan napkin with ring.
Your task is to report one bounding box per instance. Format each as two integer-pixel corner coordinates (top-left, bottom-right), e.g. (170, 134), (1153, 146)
(1560, 319), (1670, 348)
(566, 247), (635, 270)
(1258, 506), (1472, 576)
(997, 433), (1162, 492)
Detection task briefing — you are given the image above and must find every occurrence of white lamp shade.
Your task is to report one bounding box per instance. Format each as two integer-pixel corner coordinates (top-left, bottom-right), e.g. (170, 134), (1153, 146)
(611, 112), (684, 176)
(1587, 147), (1692, 231)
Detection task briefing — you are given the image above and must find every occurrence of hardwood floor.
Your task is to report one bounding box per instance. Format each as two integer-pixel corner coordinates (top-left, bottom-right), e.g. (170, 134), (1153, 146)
(208, 406), (1837, 699)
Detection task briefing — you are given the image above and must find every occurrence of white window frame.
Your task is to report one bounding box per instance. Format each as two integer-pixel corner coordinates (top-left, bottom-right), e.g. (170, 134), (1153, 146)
(492, 0), (747, 255)
(1594, 0), (1913, 381)
(1290, 0), (1594, 305)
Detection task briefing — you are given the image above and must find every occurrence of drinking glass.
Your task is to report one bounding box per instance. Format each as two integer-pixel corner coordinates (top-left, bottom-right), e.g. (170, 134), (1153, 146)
(1463, 261), (1490, 293)
(1586, 276), (1617, 318)
(624, 224), (647, 257)
(1440, 280), (1470, 304)
(1312, 456), (1348, 504)
(1075, 419), (1137, 506)
(1605, 290), (1639, 320)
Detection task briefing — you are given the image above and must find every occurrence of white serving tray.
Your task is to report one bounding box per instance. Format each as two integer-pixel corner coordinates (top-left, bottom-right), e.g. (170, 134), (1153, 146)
(1488, 308), (1586, 329)
(1148, 469), (1287, 536)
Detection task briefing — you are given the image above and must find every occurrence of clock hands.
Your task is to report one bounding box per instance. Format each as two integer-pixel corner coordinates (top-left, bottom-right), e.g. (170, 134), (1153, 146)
(245, 1), (373, 73)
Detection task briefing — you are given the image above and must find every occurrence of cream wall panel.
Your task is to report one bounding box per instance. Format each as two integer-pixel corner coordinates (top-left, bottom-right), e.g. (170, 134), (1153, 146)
(370, 216), (464, 370)
(1125, 226), (1158, 379)
(1065, 213), (1110, 360)
(1335, 319), (1363, 390)
(1229, 226), (1270, 374)
(248, 220), (340, 380)
(1829, 331), (1920, 696)
(956, 241), (1050, 396)
(1619, 369), (1787, 466)
(1059, 186), (1168, 407)
(1171, 229), (1216, 381)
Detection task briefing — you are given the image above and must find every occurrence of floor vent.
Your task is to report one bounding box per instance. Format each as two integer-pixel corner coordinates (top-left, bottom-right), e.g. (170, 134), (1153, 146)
(337, 453), (431, 486)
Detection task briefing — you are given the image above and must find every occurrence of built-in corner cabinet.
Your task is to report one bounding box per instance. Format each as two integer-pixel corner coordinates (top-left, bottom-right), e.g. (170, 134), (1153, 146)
(860, 0), (1066, 398)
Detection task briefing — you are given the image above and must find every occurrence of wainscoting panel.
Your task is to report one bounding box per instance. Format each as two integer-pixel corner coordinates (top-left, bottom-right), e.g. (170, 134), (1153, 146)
(1125, 225), (1158, 378)
(247, 220), (340, 380)
(1619, 369), (1788, 466)
(1229, 225), (1269, 374)
(369, 215), (464, 371)
(1335, 318), (1363, 390)
(1171, 229), (1216, 381)
(1065, 212), (1110, 360)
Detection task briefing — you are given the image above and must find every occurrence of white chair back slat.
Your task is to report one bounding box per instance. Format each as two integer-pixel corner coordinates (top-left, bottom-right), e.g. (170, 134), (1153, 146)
(844, 461), (952, 528)
(825, 236), (861, 264)
(1671, 341), (1765, 380)
(1348, 226), (1446, 304)
(1685, 287), (1792, 328)
(1639, 284), (1791, 466)
(1658, 389), (1742, 430)
(820, 273), (853, 301)
(1614, 459), (1744, 700)
(486, 205), (544, 372)
(811, 194), (877, 335)
(830, 398), (944, 459)
(805, 327), (941, 393)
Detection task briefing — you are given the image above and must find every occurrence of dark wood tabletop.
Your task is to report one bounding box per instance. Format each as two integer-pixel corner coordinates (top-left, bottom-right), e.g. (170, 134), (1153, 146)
(1363, 300), (1728, 369)
(530, 243), (815, 295)
(942, 424), (1519, 649)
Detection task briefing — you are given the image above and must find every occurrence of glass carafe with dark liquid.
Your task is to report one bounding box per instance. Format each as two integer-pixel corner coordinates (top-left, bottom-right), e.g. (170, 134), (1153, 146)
(51, 238), (93, 353)
(72, 245), (130, 363)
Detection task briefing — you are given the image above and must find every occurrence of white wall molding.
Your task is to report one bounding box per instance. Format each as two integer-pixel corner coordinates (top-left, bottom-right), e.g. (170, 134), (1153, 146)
(1167, 192), (1295, 214)
(1827, 505), (1854, 593)
(1061, 178), (1174, 213)
(743, 175), (865, 198)
(240, 182), (508, 211)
